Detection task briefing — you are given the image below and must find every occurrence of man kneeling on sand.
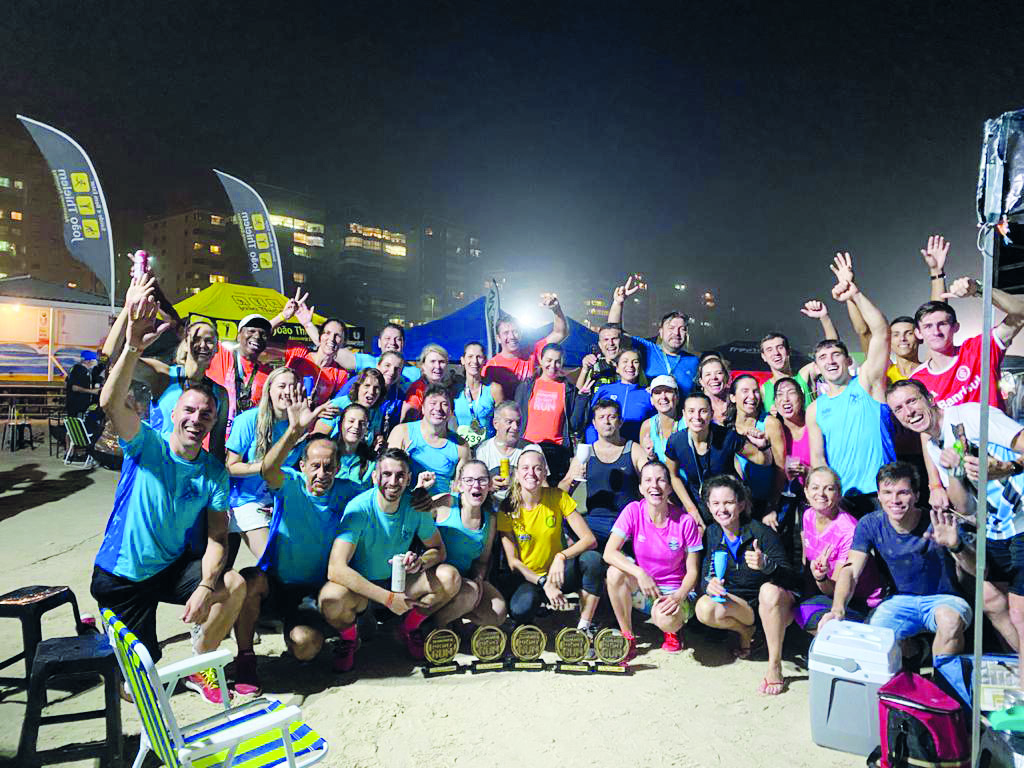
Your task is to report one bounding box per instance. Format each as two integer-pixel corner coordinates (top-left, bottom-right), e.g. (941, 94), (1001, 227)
(327, 448), (462, 671)
(231, 399), (361, 693)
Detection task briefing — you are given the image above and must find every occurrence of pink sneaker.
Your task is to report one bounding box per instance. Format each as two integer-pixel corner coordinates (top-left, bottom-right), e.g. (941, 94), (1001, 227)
(333, 627), (359, 673)
(399, 612), (426, 660)
(623, 632), (638, 664)
(661, 631), (682, 653)
(184, 669), (232, 704)
(231, 651), (262, 696)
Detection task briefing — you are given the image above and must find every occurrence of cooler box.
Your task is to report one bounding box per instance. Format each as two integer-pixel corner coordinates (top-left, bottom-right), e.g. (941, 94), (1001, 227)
(809, 620), (901, 756)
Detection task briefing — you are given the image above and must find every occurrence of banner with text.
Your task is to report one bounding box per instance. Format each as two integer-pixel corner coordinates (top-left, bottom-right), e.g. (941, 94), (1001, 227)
(213, 170), (284, 294)
(17, 115), (116, 306)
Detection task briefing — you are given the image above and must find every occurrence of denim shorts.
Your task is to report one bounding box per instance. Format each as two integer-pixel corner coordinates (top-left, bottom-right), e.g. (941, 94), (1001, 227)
(868, 593), (973, 639)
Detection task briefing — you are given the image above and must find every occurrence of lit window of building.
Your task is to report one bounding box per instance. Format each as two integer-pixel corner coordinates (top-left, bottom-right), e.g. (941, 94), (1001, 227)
(384, 244), (407, 257)
(0, 241), (8, 251)
(293, 245), (308, 257)
(293, 272), (306, 284)
(209, 214), (224, 225)
(13, 180), (23, 190)
(67, 282), (77, 288)
(0, 178), (9, 188)
(190, 287), (202, 295)
(209, 244), (221, 254)
(270, 214), (294, 229)
(0, 210), (4, 219)
(193, 242), (203, 250)
(209, 274), (226, 283)
(424, 227), (433, 236)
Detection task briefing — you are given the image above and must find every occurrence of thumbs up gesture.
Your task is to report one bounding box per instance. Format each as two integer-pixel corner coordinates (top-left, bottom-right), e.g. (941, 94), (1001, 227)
(810, 544), (832, 583)
(745, 539), (766, 571)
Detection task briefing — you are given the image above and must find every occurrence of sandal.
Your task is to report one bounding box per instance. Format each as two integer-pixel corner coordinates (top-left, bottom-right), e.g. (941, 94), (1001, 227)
(758, 676), (785, 696)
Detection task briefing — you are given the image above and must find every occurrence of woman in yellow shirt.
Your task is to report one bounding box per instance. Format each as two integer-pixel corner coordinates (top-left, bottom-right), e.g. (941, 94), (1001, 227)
(497, 446), (604, 632)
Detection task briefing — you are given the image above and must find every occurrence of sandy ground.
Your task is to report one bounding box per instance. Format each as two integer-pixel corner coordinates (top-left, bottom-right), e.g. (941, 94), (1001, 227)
(0, 443), (864, 768)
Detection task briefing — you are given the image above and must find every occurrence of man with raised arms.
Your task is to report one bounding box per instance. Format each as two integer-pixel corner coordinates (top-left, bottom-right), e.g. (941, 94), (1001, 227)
(327, 448), (461, 670)
(232, 398), (359, 693)
(806, 253), (895, 517)
(482, 293), (569, 402)
(608, 275), (697, 394)
(759, 299), (838, 411)
(91, 291), (245, 704)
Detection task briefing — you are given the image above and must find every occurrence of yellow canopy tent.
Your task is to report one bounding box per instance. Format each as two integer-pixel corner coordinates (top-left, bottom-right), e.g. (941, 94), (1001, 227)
(173, 283), (333, 344)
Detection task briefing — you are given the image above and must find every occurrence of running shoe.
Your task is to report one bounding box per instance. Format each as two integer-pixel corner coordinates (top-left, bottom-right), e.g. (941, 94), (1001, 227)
(230, 651), (262, 696)
(623, 632), (638, 664)
(334, 627), (359, 673)
(661, 631), (682, 653)
(401, 626), (426, 660)
(184, 669), (232, 704)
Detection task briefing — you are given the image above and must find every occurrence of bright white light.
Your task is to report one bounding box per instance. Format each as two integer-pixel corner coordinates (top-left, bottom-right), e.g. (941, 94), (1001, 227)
(509, 304), (545, 329)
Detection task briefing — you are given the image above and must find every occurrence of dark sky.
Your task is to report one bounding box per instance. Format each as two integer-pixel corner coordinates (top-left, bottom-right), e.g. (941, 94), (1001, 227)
(2, 1), (1023, 345)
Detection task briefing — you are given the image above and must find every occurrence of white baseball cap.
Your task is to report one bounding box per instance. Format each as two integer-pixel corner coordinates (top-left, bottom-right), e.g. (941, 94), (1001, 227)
(238, 314), (272, 332)
(648, 375), (679, 392)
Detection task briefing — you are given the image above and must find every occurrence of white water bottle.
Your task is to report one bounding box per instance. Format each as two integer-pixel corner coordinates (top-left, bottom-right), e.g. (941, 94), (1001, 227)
(390, 555), (406, 592)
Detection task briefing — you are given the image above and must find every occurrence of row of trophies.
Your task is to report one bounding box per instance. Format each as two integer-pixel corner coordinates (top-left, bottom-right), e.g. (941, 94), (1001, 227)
(421, 624), (632, 678)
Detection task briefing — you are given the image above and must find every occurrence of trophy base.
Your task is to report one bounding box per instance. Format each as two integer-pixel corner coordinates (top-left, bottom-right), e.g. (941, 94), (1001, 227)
(509, 660), (547, 671)
(423, 662), (463, 678)
(469, 660), (506, 674)
(555, 661), (593, 675)
(594, 662), (631, 675)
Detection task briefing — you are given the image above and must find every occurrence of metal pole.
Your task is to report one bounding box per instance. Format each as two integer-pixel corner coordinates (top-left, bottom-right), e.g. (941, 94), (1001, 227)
(971, 228), (996, 767)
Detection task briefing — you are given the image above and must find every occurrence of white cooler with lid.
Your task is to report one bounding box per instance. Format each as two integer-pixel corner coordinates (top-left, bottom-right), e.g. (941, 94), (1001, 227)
(808, 620), (901, 756)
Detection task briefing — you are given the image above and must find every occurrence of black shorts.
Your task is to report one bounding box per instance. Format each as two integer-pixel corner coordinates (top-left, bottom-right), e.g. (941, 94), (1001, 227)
(986, 533), (1024, 596)
(90, 557), (203, 662)
(264, 577), (330, 636)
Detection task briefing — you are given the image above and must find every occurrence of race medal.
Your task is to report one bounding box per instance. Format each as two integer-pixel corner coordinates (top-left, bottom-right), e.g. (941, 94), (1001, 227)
(554, 627), (593, 675)
(422, 628), (462, 677)
(593, 628), (631, 675)
(470, 625), (507, 673)
(509, 624), (547, 671)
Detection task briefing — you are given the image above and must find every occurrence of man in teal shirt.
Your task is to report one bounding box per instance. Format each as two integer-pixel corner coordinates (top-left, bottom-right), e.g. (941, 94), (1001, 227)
(328, 448), (461, 670)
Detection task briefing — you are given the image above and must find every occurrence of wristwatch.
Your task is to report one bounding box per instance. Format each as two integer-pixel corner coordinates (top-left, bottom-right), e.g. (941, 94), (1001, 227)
(1009, 459), (1024, 476)
(537, 575), (547, 588)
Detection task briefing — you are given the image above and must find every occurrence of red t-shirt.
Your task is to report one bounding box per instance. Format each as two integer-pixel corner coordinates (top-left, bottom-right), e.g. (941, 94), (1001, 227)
(910, 334), (1006, 411)
(483, 338), (547, 399)
(523, 377), (567, 445)
(206, 346), (272, 409)
(285, 343), (350, 407)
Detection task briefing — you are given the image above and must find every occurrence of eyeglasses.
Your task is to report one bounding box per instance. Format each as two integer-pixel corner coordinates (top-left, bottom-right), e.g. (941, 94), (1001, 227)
(462, 477), (489, 487)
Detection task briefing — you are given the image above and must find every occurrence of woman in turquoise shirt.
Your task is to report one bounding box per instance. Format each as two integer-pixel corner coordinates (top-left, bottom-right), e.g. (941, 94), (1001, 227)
(428, 459), (507, 627)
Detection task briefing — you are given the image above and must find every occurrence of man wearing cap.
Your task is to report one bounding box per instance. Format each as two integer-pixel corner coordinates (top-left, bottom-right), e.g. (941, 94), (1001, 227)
(607, 276), (698, 394)
(66, 350), (102, 418)
(206, 313), (274, 431)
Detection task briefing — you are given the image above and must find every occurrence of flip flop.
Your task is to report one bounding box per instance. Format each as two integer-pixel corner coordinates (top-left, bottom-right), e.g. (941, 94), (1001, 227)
(758, 676), (784, 696)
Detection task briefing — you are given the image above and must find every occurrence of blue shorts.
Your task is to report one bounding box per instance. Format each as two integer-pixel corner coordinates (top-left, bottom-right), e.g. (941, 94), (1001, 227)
(868, 594), (973, 640)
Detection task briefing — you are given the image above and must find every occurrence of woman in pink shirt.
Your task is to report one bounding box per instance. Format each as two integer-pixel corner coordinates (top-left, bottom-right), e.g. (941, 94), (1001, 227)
(792, 466), (883, 633)
(604, 461), (703, 658)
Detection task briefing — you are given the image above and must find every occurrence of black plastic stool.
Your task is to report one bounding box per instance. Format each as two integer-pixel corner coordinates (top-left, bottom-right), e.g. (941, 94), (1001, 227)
(0, 585), (84, 687)
(16, 634), (122, 768)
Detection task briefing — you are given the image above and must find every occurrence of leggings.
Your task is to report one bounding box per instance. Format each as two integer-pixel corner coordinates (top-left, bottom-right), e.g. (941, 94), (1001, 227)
(502, 550), (606, 624)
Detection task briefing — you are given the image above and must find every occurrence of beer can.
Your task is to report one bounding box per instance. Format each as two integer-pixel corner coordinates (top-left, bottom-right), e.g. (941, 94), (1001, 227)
(391, 555), (406, 592)
(499, 458), (511, 479)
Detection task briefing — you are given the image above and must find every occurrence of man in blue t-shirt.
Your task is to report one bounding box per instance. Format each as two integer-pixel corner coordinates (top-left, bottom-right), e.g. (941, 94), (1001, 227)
(327, 448), (461, 671)
(333, 322), (421, 385)
(607, 275), (698, 394)
(90, 291), (246, 705)
(807, 253), (895, 517)
(232, 400), (360, 694)
(822, 462), (975, 658)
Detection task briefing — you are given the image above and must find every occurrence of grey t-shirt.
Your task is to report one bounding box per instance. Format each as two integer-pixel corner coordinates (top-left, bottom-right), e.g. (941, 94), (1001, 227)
(474, 438), (536, 501)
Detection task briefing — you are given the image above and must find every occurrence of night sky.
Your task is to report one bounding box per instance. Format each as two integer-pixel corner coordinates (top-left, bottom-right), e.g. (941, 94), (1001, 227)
(2, 1), (1024, 346)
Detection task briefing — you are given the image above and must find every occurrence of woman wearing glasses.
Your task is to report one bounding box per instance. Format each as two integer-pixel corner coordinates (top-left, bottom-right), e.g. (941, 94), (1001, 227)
(428, 459), (507, 627)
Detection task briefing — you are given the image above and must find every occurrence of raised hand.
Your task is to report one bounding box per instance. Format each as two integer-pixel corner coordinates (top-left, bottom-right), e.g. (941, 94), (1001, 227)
(829, 251), (855, 287)
(125, 272), (157, 306)
(280, 288), (306, 321)
(925, 508), (961, 550)
(539, 292), (561, 311)
(831, 279), (858, 303)
(920, 234), (950, 273)
(940, 276), (981, 300)
(285, 398), (336, 433)
(613, 274), (645, 302)
(295, 295), (315, 325)
(745, 428), (769, 450)
(126, 296), (171, 350)
(800, 299), (829, 318)
(745, 539), (766, 571)
(810, 544), (832, 582)
(415, 471), (436, 492)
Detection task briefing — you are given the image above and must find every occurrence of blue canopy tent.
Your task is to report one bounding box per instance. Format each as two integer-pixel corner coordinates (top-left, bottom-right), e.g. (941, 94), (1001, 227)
(400, 297), (598, 366)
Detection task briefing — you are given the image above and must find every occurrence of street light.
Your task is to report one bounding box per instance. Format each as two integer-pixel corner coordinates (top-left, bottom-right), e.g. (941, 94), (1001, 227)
(674, 283), (686, 291)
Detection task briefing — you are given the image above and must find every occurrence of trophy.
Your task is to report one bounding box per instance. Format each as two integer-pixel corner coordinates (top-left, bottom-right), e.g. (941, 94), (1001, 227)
(592, 628), (631, 675)
(509, 624), (547, 671)
(554, 627), (593, 674)
(469, 625), (507, 673)
(422, 628), (462, 677)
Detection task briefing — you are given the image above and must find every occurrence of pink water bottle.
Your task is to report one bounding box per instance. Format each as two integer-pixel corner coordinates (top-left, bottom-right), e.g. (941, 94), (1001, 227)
(131, 249), (150, 280)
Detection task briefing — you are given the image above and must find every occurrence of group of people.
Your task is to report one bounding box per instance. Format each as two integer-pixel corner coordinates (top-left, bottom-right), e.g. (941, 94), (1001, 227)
(86, 232), (1024, 706)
